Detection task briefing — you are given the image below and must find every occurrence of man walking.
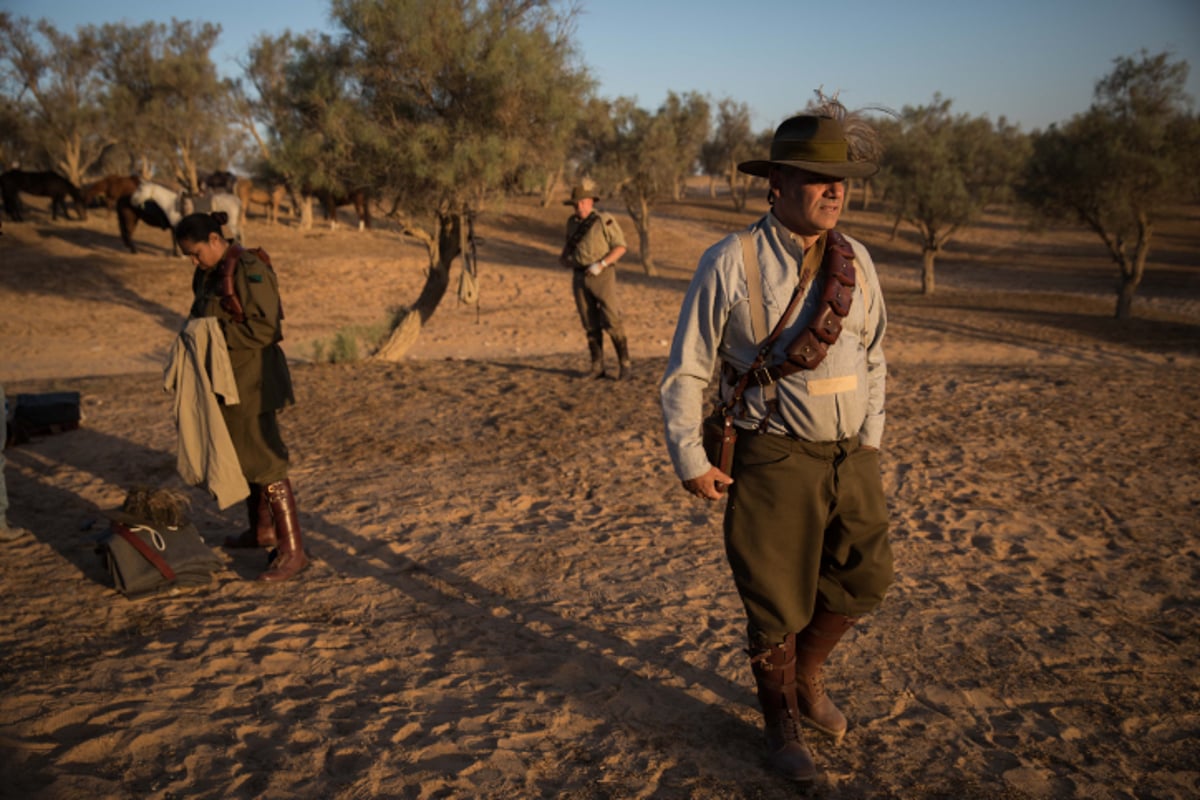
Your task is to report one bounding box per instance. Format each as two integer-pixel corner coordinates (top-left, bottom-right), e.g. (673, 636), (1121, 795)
(559, 181), (631, 380)
(659, 103), (892, 781)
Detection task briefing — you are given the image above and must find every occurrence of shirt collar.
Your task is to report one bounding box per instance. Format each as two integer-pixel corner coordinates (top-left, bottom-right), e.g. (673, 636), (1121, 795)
(766, 212), (827, 278)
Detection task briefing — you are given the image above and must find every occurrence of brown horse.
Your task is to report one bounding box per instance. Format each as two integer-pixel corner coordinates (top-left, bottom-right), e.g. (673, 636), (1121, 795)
(302, 185), (371, 231)
(236, 179), (289, 225)
(0, 169), (87, 221)
(83, 174), (141, 210)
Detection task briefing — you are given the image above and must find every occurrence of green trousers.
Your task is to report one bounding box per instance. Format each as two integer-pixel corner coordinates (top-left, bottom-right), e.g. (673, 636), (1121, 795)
(724, 432), (892, 642)
(571, 267), (625, 338)
(220, 404), (290, 485)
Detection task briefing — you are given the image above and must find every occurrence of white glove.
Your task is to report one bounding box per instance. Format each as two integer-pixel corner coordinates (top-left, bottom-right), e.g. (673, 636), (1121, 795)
(585, 261), (604, 276)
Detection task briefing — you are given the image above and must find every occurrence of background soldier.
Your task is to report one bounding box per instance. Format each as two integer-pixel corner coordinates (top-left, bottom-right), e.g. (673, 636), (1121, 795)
(558, 181), (631, 380)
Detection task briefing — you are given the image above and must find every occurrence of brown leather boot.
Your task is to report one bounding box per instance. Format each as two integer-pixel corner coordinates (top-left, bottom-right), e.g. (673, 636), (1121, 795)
(586, 334), (605, 379)
(748, 632), (817, 782)
(258, 479), (309, 582)
(794, 608), (858, 741)
(223, 484), (277, 548)
(610, 333), (632, 380)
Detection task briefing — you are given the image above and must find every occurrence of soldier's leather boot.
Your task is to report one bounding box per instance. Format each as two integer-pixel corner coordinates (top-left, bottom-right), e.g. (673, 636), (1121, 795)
(794, 608), (858, 741)
(223, 483), (277, 548)
(258, 479), (309, 582)
(748, 632), (817, 782)
(611, 333), (632, 381)
(586, 334), (605, 379)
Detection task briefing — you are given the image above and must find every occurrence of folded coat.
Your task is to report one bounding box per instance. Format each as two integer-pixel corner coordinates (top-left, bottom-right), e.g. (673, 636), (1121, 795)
(163, 317), (249, 509)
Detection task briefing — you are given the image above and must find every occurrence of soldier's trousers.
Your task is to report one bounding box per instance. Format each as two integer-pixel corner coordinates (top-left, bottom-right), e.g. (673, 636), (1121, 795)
(723, 432), (892, 642)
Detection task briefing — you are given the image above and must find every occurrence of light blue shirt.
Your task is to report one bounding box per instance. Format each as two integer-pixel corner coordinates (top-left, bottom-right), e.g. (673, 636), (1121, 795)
(659, 213), (887, 481)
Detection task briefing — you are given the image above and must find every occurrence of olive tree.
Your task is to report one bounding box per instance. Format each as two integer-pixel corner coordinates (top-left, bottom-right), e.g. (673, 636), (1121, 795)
(96, 19), (238, 190)
(242, 30), (368, 229)
(877, 95), (1027, 294)
(1019, 51), (1199, 319)
(0, 15), (113, 186)
(702, 97), (757, 210)
(316, 0), (591, 359)
(582, 91), (710, 275)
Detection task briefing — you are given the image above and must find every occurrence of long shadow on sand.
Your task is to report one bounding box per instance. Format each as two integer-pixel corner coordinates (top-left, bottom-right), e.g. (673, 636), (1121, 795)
(3, 375), (768, 795)
(0, 242), (183, 334)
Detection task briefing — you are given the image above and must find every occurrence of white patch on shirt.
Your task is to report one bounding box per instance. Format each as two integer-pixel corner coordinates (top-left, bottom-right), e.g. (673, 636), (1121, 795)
(806, 375), (858, 396)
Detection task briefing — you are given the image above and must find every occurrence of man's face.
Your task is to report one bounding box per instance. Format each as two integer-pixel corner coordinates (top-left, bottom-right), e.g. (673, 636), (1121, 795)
(572, 197), (594, 218)
(770, 166), (845, 239)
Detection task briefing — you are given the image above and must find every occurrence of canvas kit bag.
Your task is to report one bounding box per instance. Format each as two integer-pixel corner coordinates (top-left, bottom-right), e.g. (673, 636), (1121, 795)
(97, 488), (222, 598)
(703, 229), (857, 483)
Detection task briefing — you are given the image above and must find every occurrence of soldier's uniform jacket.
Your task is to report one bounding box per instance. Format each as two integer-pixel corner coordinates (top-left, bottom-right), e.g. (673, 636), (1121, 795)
(189, 247), (294, 415)
(565, 211), (626, 268)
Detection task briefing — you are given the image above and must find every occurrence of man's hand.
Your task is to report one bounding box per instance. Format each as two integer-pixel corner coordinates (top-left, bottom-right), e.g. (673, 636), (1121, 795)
(682, 466), (733, 500)
(585, 261), (604, 277)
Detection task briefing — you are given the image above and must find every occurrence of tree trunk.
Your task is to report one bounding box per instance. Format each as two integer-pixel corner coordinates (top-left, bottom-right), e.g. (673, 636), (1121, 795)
(300, 195), (315, 230)
(921, 247), (937, 295)
(375, 212), (461, 361)
(1113, 216), (1152, 320)
(726, 164), (747, 212)
(540, 164), (562, 208)
(631, 196), (657, 277)
(1115, 277), (1136, 320)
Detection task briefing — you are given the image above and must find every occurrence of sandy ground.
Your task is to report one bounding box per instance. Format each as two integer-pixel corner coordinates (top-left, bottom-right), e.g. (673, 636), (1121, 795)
(1, 191), (1199, 799)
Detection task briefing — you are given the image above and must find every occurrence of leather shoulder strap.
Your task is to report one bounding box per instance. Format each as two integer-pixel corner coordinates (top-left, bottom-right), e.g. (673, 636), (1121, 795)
(113, 523), (177, 581)
(218, 244), (247, 323)
(564, 212), (601, 260)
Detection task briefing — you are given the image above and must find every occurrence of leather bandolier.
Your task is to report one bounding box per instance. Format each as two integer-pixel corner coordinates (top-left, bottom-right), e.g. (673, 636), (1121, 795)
(720, 229), (858, 431)
(561, 212), (601, 268)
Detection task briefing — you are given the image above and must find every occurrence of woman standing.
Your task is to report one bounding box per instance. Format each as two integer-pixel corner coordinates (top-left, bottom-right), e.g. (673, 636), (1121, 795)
(175, 211), (308, 582)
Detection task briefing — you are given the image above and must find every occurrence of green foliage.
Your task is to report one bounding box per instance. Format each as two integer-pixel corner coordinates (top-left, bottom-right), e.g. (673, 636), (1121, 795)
(879, 94), (1027, 249)
(0, 15), (114, 183)
(702, 97), (756, 209)
(578, 91), (710, 272)
(93, 19), (238, 187)
(1020, 51), (1196, 230)
(583, 91), (709, 203)
(1018, 50), (1197, 318)
(310, 322), (391, 364)
(328, 0), (591, 223)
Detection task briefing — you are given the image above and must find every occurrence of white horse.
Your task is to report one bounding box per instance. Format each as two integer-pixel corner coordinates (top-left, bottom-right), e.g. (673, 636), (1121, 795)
(129, 181), (242, 255)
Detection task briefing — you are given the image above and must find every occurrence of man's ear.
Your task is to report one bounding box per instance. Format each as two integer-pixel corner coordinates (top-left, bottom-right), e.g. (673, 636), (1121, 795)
(767, 166), (783, 199)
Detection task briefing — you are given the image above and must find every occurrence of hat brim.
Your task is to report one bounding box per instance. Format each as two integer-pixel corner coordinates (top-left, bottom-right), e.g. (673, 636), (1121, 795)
(737, 158), (879, 179)
(563, 196), (600, 206)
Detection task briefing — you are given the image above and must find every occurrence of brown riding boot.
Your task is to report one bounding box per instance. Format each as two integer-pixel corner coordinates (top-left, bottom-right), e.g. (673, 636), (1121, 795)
(585, 334), (605, 379)
(794, 608), (858, 741)
(223, 484), (277, 548)
(258, 479), (309, 582)
(748, 632), (817, 782)
(610, 333), (632, 381)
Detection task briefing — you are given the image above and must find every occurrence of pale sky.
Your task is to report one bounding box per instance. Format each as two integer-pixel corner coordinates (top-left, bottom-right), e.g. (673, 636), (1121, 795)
(6, 0), (1199, 132)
